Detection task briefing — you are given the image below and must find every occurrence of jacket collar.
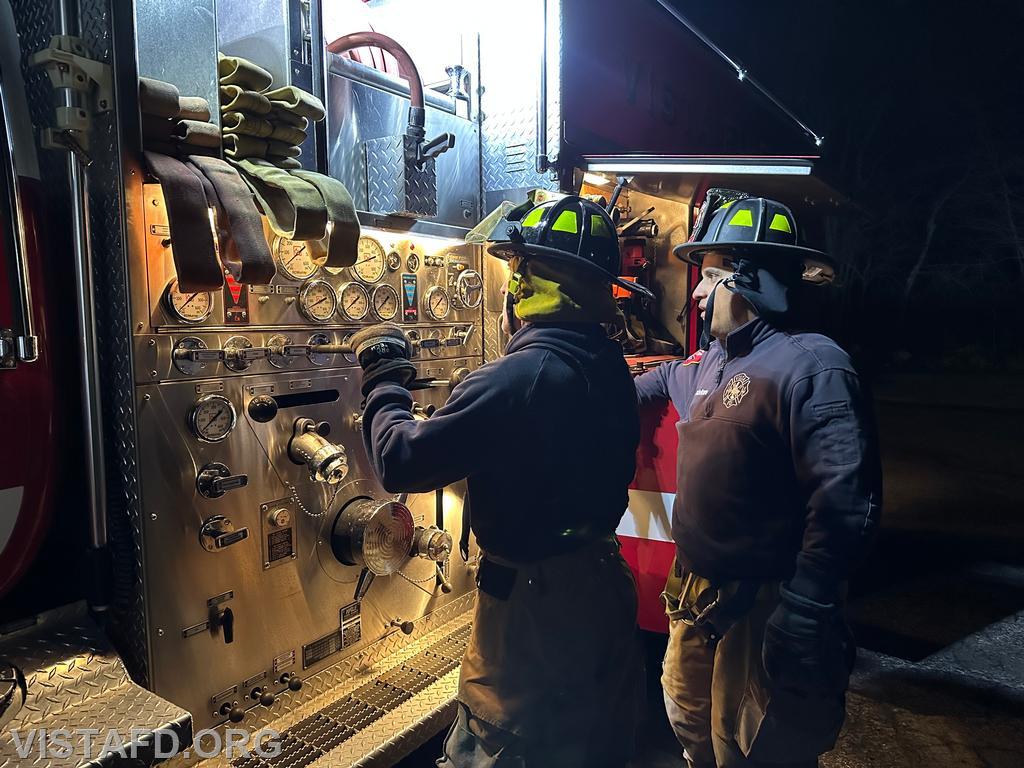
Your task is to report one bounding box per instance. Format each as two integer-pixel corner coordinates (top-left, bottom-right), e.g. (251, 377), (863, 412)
(723, 316), (776, 358)
(505, 321), (603, 355)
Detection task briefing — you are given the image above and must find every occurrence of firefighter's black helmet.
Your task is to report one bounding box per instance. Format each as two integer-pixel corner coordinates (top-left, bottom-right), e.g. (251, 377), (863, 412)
(487, 196), (655, 299)
(674, 195), (834, 284)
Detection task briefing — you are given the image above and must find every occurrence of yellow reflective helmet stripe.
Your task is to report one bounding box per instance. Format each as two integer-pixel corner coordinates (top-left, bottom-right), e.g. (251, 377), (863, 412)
(552, 210), (578, 233)
(728, 208), (754, 227)
(590, 214), (612, 237)
(521, 206), (545, 228)
(769, 213), (793, 233)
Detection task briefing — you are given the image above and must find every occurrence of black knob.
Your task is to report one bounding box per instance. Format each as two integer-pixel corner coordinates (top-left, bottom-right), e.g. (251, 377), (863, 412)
(220, 702), (245, 723)
(247, 395), (278, 423)
(280, 672), (303, 691)
(391, 618), (415, 635)
(251, 687), (276, 707)
(315, 421), (331, 437)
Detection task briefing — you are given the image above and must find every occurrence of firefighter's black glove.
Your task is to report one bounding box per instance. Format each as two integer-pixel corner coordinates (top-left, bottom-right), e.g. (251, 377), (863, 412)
(762, 585), (853, 695)
(350, 323), (416, 397)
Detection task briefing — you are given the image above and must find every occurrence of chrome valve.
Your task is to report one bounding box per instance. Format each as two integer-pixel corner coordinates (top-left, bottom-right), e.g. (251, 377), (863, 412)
(288, 418), (348, 484)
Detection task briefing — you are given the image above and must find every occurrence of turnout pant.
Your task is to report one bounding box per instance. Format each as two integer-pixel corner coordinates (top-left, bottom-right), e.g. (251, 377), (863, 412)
(437, 537), (643, 768)
(662, 582), (844, 768)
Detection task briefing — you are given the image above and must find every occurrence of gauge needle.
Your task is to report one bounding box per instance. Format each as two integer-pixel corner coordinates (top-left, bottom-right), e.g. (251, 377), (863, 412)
(285, 245), (307, 266)
(347, 296), (361, 310)
(310, 296), (328, 308)
(202, 409), (224, 431)
(354, 255), (380, 266)
(180, 293), (198, 310)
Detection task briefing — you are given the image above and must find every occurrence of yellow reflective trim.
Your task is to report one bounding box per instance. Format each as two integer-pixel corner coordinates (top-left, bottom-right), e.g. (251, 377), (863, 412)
(521, 207), (545, 228)
(719, 200), (736, 210)
(590, 214), (612, 237)
(769, 213), (793, 233)
(729, 208), (754, 227)
(552, 210), (578, 233)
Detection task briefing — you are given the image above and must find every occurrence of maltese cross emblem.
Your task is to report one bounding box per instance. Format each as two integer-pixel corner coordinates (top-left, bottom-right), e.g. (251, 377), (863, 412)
(722, 373), (751, 408)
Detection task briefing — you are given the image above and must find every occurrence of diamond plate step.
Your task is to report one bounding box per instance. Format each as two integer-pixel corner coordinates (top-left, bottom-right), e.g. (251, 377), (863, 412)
(0, 602), (192, 768)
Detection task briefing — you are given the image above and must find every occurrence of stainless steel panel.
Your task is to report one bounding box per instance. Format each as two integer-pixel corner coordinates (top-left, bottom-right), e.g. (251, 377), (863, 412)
(326, 73), (480, 228)
(216, 0), (290, 92)
(138, 360), (478, 732)
(135, 0), (220, 126)
(0, 603), (191, 768)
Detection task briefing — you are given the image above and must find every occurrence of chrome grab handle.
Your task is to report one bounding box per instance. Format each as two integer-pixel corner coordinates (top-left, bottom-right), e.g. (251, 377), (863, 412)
(0, 74), (39, 363)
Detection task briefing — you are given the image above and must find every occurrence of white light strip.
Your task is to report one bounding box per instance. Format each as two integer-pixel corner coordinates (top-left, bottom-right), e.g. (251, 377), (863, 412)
(584, 160), (813, 176)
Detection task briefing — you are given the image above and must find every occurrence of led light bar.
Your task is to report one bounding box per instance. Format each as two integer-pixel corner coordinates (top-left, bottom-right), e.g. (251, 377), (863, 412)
(583, 157), (814, 176)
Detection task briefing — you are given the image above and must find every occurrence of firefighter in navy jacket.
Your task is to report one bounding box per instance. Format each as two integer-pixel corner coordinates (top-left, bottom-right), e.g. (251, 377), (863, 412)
(634, 193), (882, 768)
(350, 197), (649, 767)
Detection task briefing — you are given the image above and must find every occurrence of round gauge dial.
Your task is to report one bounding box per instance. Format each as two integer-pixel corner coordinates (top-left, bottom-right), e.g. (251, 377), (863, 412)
(273, 237), (319, 280)
(386, 251), (402, 272)
(353, 237), (387, 283)
(372, 284), (400, 321)
(424, 286), (451, 320)
(341, 332), (356, 363)
(455, 269), (484, 309)
(164, 279), (213, 324)
(426, 329), (442, 357)
(338, 282), (370, 321)
(188, 394), (237, 443)
(406, 252), (420, 272)
(298, 279), (338, 322)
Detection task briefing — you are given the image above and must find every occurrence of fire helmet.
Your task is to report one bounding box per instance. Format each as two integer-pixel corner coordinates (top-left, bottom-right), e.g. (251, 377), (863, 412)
(486, 196), (655, 299)
(674, 194), (834, 284)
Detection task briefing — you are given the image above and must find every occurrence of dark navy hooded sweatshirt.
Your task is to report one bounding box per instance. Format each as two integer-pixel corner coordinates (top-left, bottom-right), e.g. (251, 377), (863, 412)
(362, 323), (640, 561)
(635, 317), (882, 602)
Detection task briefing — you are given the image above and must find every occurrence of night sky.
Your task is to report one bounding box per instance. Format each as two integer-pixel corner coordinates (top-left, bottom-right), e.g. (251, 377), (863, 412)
(670, 0), (1024, 372)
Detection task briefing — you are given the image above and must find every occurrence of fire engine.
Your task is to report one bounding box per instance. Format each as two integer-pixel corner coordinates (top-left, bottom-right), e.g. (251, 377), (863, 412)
(0, 0), (841, 764)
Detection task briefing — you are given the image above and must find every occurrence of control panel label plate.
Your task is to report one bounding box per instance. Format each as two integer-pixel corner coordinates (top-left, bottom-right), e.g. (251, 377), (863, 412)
(402, 274), (418, 322)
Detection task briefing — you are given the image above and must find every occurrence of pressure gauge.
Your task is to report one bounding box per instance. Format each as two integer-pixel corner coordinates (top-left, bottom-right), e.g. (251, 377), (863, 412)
(298, 279), (337, 322)
(188, 394), (237, 443)
(372, 284), (400, 321)
(455, 269), (484, 309)
(406, 252), (420, 272)
(273, 237), (319, 281)
(424, 286), (451, 320)
(353, 237), (387, 283)
(163, 279), (213, 324)
(386, 251), (402, 272)
(338, 282), (370, 321)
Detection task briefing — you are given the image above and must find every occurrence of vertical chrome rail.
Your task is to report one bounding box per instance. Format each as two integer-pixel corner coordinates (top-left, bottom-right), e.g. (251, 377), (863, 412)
(56, 0), (108, 550)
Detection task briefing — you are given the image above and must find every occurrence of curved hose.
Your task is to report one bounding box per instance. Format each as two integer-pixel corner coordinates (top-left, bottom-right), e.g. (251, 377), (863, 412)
(326, 31), (425, 129)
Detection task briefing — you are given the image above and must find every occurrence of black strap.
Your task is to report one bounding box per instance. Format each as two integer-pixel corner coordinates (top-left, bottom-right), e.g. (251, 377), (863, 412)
(459, 492), (471, 562)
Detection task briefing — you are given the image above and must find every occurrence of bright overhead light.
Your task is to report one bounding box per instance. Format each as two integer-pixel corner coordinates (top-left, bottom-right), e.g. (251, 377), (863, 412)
(582, 172), (610, 186)
(584, 158), (813, 176)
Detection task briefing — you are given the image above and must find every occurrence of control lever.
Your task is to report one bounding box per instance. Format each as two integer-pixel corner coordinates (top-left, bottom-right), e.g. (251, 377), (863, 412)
(419, 132), (455, 163)
(210, 605), (234, 644)
(197, 462), (249, 499)
(307, 342), (352, 355)
(199, 515), (249, 551)
(173, 347), (225, 364)
(288, 417), (349, 484)
(390, 618), (415, 635)
(269, 343), (311, 358)
(250, 687), (276, 707)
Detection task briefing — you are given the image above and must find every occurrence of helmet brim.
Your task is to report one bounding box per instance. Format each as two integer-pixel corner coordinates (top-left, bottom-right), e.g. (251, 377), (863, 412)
(488, 241), (656, 300)
(673, 241), (835, 285)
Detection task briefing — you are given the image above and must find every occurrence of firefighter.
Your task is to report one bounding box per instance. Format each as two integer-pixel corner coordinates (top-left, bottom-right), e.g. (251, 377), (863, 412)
(350, 196), (650, 767)
(634, 193), (882, 768)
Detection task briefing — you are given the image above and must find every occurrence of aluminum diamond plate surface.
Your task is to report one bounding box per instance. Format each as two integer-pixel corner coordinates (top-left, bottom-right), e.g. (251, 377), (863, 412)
(479, 0), (562, 208)
(0, 603), (191, 768)
(171, 598), (474, 768)
(364, 135), (437, 218)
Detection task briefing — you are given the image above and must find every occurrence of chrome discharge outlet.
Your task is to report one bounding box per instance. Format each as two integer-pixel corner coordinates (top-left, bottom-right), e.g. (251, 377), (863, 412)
(288, 418), (349, 484)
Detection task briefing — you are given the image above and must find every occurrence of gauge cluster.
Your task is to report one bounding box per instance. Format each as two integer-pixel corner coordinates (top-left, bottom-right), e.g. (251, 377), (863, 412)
(153, 229), (481, 332)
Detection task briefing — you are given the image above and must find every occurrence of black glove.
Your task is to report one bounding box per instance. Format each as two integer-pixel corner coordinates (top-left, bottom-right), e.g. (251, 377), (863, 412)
(762, 585), (853, 695)
(349, 323), (417, 397)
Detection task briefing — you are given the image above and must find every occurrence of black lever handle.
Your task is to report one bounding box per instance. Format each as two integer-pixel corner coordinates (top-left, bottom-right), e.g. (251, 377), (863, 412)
(221, 607), (234, 644)
(420, 132), (455, 161)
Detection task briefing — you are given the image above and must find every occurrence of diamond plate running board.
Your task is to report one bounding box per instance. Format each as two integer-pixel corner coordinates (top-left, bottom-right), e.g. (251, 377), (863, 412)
(0, 602), (192, 768)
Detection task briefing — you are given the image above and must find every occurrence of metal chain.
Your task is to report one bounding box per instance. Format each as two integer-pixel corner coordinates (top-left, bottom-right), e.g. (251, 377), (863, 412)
(287, 480), (343, 519)
(396, 566), (439, 585)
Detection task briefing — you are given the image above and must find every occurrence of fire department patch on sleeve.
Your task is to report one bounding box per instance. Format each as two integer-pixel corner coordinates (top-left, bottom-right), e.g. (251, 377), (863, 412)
(722, 373), (751, 408)
(682, 349), (704, 366)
